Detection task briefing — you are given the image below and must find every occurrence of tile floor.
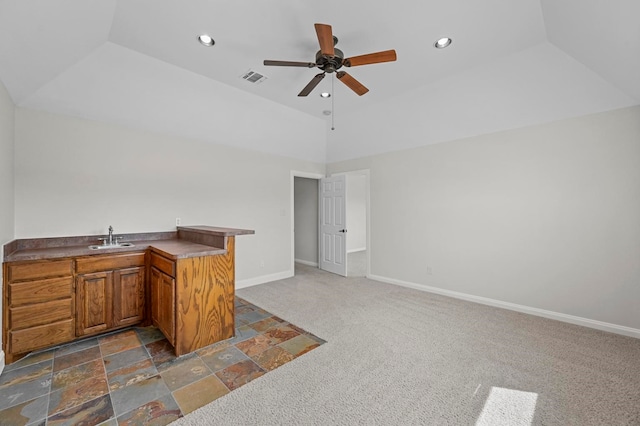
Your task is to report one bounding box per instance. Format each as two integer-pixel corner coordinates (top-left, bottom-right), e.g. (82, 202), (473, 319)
(0, 297), (325, 425)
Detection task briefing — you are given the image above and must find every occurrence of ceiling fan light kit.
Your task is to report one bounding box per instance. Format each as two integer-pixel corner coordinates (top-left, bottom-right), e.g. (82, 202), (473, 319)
(263, 23), (397, 97)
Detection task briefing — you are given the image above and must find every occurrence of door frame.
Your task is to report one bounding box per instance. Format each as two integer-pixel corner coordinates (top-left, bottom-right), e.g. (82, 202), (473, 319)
(290, 169), (371, 277)
(290, 171), (324, 274)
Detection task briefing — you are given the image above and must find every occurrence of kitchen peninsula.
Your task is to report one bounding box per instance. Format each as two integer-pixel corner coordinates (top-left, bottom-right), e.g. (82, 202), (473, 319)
(2, 225), (254, 364)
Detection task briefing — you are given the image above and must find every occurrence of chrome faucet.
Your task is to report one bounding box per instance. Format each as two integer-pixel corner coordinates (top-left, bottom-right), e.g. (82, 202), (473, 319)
(108, 226), (114, 245)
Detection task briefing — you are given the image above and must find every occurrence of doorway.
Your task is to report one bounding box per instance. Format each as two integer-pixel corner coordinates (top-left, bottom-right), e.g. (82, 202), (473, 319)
(291, 170), (369, 278)
(294, 176), (320, 267)
(291, 171), (323, 275)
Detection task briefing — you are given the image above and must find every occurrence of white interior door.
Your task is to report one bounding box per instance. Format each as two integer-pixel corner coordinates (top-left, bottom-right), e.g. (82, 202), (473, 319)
(319, 175), (347, 276)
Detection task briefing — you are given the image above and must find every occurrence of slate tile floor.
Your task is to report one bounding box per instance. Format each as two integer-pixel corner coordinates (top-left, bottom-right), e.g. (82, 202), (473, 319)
(0, 298), (325, 425)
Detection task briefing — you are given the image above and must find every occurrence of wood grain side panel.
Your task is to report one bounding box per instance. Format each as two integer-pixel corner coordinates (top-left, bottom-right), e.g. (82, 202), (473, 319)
(175, 237), (235, 356)
(7, 259), (73, 281)
(8, 277), (73, 306)
(10, 298), (73, 329)
(76, 252), (145, 274)
(10, 319), (75, 354)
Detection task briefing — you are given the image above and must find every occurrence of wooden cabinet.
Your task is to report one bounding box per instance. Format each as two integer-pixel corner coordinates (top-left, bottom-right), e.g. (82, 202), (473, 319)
(3, 259), (75, 363)
(3, 227), (252, 364)
(75, 253), (145, 337)
(149, 238), (236, 356)
(3, 253), (145, 361)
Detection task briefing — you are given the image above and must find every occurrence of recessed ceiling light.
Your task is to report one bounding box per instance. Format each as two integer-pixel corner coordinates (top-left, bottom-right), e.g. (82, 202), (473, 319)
(320, 92), (331, 98)
(198, 34), (215, 47)
(434, 37), (452, 49)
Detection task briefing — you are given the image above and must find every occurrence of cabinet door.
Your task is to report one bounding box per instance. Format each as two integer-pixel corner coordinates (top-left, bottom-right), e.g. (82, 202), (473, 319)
(150, 267), (162, 331)
(159, 272), (176, 344)
(113, 266), (145, 328)
(150, 267), (175, 344)
(76, 271), (112, 336)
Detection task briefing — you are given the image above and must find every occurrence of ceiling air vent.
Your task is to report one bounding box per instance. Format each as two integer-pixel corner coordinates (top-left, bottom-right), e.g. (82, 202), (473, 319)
(240, 70), (267, 84)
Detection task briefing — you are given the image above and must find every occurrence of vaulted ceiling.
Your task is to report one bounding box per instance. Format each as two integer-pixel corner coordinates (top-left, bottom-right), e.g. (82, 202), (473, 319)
(0, 0), (638, 163)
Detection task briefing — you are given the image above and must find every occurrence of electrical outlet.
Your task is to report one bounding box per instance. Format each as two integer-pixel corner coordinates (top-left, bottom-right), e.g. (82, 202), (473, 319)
(176, 218), (181, 226)
(260, 260), (265, 268)
(427, 267), (433, 275)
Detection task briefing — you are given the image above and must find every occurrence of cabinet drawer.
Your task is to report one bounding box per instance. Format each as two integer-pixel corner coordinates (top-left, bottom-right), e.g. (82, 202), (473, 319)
(9, 277), (73, 307)
(10, 319), (74, 354)
(150, 252), (175, 277)
(7, 259), (73, 282)
(76, 252), (145, 274)
(10, 298), (73, 329)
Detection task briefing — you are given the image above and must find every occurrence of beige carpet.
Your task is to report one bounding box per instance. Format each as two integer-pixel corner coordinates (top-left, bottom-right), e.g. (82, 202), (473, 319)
(175, 264), (640, 425)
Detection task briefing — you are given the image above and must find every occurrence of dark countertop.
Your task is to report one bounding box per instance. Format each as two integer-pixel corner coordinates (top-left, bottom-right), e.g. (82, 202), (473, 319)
(177, 226), (255, 237)
(3, 226), (254, 262)
(148, 239), (226, 259)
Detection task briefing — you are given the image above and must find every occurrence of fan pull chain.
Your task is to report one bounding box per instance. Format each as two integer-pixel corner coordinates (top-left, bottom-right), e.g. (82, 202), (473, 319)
(331, 73), (335, 130)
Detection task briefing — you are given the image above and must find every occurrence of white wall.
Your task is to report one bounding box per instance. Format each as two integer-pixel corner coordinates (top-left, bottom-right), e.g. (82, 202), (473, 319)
(326, 42), (637, 163)
(346, 174), (366, 252)
(294, 177), (318, 265)
(0, 79), (15, 370)
(328, 106), (640, 332)
(14, 108), (325, 283)
(20, 42), (328, 164)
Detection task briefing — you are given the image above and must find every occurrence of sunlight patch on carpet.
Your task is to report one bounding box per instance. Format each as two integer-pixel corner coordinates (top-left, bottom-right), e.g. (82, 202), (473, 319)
(475, 386), (538, 426)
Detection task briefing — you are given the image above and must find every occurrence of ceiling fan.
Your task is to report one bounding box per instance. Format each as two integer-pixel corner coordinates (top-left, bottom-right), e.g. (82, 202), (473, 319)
(263, 23), (397, 97)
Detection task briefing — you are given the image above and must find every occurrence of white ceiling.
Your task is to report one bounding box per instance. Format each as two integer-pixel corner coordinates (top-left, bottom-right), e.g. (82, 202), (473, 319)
(0, 0), (638, 163)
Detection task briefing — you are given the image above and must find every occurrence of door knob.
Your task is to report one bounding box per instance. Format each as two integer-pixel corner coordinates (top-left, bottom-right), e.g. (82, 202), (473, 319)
(339, 229), (347, 233)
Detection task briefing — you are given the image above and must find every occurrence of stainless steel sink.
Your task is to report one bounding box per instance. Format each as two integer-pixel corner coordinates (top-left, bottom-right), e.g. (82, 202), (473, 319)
(88, 242), (135, 250)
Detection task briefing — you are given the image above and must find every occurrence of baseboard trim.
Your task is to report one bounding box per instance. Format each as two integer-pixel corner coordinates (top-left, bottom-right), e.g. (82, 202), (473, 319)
(369, 274), (640, 339)
(236, 270), (294, 290)
(0, 350), (5, 376)
(295, 259), (318, 267)
(347, 248), (366, 254)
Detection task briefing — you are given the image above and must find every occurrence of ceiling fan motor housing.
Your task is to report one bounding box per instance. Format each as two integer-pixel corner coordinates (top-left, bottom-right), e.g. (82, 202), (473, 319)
(316, 48), (344, 73)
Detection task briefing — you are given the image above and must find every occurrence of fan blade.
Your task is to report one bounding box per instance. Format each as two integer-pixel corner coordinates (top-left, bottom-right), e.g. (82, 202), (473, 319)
(264, 60), (316, 68)
(343, 49), (397, 67)
(298, 73), (326, 97)
(314, 23), (335, 56)
(336, 71), (369, 96)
